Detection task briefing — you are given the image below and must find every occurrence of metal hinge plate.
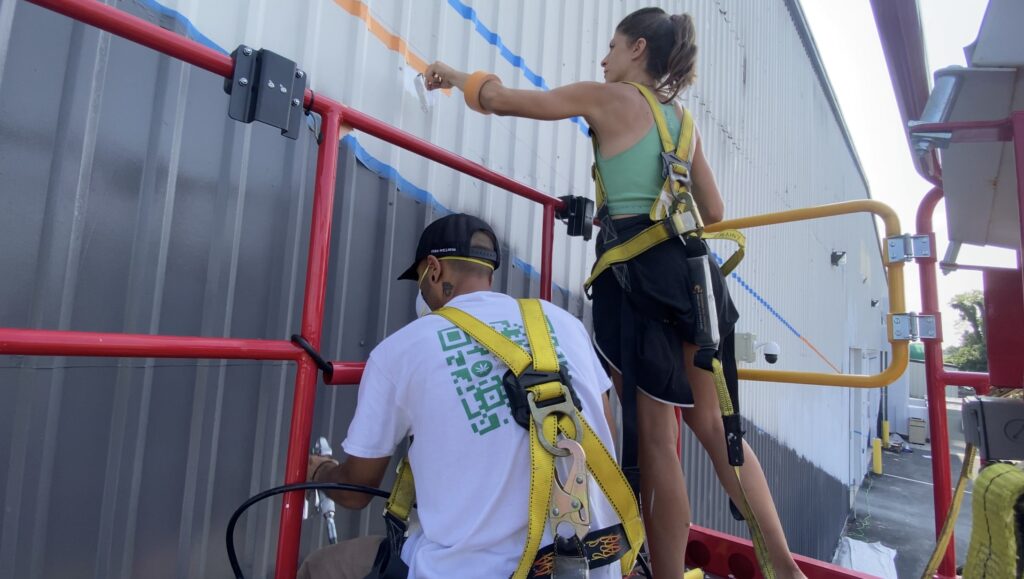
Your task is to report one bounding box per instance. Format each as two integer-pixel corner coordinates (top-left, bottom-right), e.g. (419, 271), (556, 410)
(887, 234), (932, 262)
(891, 313), (937, 341)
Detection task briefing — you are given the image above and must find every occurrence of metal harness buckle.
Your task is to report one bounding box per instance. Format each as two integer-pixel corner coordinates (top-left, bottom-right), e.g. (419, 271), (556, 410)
(549, 438), (591, 541)
(526, 385), (584, 456)
(661, 151), (691, 187)
(660, 152), (704, 236)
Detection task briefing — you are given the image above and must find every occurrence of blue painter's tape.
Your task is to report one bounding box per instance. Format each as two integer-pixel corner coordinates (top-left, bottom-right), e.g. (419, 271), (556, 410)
(446, 0), (590, 137)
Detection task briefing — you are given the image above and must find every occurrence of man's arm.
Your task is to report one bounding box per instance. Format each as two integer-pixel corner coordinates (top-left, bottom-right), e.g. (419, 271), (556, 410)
(309, 454), (392, 509)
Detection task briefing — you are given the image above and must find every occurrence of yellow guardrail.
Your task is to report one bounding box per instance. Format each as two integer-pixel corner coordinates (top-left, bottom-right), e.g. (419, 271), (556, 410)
(705, 200), (907, 388)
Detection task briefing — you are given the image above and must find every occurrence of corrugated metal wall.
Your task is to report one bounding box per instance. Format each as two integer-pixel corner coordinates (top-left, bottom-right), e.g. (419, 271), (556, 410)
(0, 0), (894, 576)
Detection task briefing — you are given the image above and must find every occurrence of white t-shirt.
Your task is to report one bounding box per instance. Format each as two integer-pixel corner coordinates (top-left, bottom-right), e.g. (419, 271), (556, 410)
(343, 291), (621, 579)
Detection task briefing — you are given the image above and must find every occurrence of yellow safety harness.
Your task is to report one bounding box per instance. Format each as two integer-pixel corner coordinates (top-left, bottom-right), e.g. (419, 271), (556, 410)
(380, 299), (644, 579)
(585, 82), (745, 293)
(586, 83), (775, 577)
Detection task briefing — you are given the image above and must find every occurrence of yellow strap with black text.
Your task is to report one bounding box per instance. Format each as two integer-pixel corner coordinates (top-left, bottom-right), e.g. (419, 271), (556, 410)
(710, 358), (775, 578)
(434, 300), (643, 578)
(583, 220), (746, 293)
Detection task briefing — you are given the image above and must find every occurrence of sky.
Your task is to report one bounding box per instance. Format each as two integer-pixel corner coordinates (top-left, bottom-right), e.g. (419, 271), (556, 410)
(800, 0), (1015, 346)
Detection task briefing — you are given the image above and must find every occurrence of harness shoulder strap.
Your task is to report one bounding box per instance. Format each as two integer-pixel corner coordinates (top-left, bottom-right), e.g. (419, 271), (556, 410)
(432, 307), (533, 377)
(517, 299), (558, 373)
(627, 82), (674, 154)
(625, 82), (696, 164)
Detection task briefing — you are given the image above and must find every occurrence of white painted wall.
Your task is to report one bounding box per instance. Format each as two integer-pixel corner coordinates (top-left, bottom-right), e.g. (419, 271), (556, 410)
(155, 0), (893, 485)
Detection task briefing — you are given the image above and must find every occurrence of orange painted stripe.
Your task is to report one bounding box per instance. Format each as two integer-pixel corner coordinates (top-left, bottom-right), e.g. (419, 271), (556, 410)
(799, 336), (843, 374)
(333, 0), (429, 72)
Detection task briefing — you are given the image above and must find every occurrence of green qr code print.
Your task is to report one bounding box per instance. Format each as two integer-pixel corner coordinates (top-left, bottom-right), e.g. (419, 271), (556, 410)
(438, 318), (569, 436)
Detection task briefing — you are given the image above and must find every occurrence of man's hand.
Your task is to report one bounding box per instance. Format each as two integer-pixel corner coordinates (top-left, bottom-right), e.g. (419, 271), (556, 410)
(308, 454), (339, 482)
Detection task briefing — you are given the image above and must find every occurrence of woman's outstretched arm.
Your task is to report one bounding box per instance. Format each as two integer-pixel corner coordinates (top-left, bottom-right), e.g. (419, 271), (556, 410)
(425, 61), (608, 122)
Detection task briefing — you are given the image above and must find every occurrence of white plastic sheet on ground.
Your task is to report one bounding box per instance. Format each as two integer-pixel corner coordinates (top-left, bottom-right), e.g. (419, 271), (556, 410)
(832, 536), (898, 578)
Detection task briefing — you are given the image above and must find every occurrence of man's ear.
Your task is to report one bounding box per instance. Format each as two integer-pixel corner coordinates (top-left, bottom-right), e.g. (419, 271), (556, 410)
(425, 255), (442, 282)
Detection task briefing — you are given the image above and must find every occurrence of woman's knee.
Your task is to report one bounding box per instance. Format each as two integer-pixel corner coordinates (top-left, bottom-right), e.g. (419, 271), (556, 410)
(682, 410), (724, 444)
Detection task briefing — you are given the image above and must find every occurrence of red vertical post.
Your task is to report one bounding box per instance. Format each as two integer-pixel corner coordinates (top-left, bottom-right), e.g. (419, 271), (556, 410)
(1012, 111), (1024, 307)
(274, 109), (343, 579)
(916, 186), (956, 577)
(540, 204), (555, 301)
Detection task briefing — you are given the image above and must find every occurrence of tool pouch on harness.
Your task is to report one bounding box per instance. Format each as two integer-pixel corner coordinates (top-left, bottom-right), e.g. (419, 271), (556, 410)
(684, 239), (744, 470)
(685, 244), (721, 368)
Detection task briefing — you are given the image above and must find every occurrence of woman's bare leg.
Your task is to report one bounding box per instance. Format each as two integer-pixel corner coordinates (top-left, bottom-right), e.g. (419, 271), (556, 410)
(678, 343), (807, 579)
(611, 371), (691, 578)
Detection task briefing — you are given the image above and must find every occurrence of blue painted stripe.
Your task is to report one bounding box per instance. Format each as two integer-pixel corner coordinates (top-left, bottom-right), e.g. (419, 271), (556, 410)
(446, 0), (591, 137)
(712, 253), (802, 338)
(343, 135), (570, 300)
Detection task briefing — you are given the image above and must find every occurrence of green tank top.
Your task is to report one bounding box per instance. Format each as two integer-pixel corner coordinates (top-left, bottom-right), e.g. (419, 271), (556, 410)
(594, 101), (681, 216)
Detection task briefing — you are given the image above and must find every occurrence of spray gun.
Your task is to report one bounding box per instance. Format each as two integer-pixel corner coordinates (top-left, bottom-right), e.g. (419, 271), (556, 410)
(304, 436), (338, 544)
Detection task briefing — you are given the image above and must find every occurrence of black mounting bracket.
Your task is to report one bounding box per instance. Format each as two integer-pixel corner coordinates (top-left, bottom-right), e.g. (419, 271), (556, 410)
(223, 45), (307, 140)
(556, 195), (595, 241)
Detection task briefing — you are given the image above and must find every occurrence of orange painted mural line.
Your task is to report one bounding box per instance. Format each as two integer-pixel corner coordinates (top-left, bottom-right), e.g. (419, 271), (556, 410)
(799, 336), (843, 374)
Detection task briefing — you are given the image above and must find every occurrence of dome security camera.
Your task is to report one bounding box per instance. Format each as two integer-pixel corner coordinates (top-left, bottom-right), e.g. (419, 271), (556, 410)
(755, 340), (781, 364)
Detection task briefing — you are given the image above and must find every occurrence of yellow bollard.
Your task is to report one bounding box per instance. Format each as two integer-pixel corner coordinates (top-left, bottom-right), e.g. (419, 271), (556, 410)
(683, 569), (705, 579)
(872, 438), (883, 475)
(882, 420), (890, 448)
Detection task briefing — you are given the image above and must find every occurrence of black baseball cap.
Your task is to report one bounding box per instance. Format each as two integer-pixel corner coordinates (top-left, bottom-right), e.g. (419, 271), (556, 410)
(397, 213), (501, 281)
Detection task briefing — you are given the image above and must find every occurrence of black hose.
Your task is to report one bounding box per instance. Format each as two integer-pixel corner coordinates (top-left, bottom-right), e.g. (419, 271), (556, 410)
(226, 482), (390, 579)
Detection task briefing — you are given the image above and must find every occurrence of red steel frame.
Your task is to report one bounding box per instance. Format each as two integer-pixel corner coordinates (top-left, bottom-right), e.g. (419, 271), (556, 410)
(3, 1), (887, 579)
(873, 2), (1021, 575)
(907, 112), (1024, 577)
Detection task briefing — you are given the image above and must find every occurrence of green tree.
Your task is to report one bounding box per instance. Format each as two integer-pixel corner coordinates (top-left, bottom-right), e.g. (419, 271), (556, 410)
(943, 290), (987, 371)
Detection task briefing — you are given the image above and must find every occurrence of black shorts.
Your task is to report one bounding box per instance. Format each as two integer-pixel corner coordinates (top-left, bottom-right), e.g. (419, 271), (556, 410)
(592, 215), (740, 409)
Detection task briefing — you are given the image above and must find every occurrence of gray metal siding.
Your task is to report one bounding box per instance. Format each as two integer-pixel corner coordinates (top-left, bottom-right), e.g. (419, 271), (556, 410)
(681, 419), (851, 561)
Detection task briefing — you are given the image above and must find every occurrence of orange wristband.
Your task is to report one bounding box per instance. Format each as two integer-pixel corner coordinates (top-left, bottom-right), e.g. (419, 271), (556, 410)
(464, 71), (501, 114)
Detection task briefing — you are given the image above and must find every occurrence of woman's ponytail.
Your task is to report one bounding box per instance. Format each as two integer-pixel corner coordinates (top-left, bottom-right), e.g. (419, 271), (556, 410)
(659, 14), (697, 101)
(616, 8), (698, 101)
